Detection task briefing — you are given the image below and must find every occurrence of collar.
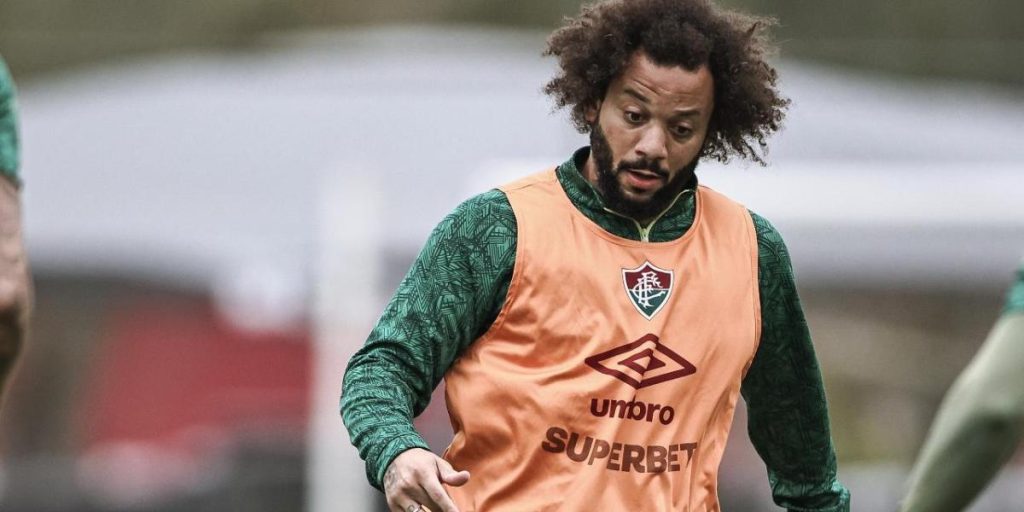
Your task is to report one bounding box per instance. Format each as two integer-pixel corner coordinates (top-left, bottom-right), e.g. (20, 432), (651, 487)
(554, 147), (698, 242)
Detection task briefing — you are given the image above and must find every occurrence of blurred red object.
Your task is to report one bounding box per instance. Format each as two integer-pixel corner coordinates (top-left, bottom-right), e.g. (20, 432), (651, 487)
(79, 296), (311, 456)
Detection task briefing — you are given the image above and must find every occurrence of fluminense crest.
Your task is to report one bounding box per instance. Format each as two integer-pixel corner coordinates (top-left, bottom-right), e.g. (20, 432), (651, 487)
(622, 261), (674, 320)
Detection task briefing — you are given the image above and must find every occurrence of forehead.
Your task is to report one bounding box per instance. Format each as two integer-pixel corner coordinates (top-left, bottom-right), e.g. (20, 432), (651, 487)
(608, 52), (714, 109)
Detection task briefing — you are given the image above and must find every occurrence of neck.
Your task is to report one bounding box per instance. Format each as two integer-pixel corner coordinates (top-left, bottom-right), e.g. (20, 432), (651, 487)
(581, 153), (600, 188)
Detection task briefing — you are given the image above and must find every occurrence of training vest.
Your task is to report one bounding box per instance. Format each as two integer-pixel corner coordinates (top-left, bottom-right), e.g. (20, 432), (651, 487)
(442, 169), (761, 512)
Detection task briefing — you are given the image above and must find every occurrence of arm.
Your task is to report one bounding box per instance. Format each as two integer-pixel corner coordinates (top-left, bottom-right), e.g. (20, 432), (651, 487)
(340, 190), (516, 490)
(900, 269), (1024, 512)
(0, 57), (29, 408)
(0, 177), (29, 404)
(741, 213), (850, 512)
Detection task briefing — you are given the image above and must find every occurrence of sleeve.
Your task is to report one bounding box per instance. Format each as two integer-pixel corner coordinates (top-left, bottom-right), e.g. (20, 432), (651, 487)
(340, 189), (517, 490)
(899, 313), (1024, 512)
(1003, 261), (1024, 315)
(0, 56), (20, 185)
(740, 212), (851, 512)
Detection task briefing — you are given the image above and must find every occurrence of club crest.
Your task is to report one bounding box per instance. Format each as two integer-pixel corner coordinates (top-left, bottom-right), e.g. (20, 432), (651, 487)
(622, 261), (674, 320)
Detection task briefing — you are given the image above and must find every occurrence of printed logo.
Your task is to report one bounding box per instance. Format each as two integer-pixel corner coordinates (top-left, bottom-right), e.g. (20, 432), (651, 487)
(584, 333), (696, 389)
(541, 426), (698, 473)
(622, 261), (673, 320)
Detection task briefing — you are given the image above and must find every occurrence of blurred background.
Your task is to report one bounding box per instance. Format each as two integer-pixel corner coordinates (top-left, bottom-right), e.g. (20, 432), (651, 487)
(1, 1), (1022, 511)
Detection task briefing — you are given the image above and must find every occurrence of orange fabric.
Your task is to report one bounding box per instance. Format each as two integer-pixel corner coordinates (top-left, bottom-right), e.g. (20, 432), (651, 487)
(442, 169), (761, 511)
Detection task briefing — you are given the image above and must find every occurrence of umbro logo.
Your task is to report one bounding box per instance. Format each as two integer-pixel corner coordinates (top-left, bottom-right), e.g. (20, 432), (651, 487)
(584, 333), (696, 389)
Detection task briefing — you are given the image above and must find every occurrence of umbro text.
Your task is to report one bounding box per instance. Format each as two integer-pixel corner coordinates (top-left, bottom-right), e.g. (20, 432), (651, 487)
(590, 397), (675, 425)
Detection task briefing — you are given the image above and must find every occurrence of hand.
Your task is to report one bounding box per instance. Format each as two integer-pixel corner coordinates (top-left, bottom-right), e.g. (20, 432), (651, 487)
(383, 448), (470, 512)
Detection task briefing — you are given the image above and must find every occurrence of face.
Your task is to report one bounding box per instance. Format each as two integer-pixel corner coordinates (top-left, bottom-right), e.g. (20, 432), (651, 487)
(584, 51), (714, 221)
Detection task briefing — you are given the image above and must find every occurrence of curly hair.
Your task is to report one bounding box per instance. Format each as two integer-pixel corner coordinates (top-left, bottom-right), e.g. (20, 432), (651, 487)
(544, 0), (789, 164)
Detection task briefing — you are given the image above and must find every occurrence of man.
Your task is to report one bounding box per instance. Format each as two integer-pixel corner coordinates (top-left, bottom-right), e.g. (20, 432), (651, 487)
(0, 55), (30, 412)
(900, 264), (1024, 512)
(342, 1), (850, 511)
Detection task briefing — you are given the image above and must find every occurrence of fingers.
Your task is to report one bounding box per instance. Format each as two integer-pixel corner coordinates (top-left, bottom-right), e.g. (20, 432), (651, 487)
(389, 484), (453, 512)
(386, 479), (431, 512)
(390, 480), (459, 512)
(391, 503), (424, 512)
(436, 458), (471, 487)
(384, 449), (464, 512)
(388, 490), (427, 512)
(420, 477), (461, 512)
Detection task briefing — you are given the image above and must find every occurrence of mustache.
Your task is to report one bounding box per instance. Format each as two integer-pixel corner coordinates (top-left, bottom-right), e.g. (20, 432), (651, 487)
(616, 159), (669, 178)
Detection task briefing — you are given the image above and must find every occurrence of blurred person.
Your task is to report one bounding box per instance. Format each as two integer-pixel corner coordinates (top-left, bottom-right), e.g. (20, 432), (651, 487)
(0, 56), (29, 414)
(900, 264), (1024, 512)
(341, 1), (849, 511)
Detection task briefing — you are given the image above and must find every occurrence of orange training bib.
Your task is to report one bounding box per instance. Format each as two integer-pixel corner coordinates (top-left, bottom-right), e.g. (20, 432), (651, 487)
(443, 169), (761, 511)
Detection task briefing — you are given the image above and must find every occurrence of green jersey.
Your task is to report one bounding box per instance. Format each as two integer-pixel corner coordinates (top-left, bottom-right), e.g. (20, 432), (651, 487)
(1005, 261), (1024, 314)
(342, 149), (850, 511)
(0, 56), (19, 184)
(900, 263), (1024, 512)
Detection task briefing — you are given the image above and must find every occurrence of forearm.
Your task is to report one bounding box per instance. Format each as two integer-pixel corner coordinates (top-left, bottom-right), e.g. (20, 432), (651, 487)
(342, 346), (433, 490)
(0, 312), (26, 395)
(0, 176), (29, 403)
(902, 314), (1024, 512)
(744, 346), (849, 512)
(341, 298), (466, 489)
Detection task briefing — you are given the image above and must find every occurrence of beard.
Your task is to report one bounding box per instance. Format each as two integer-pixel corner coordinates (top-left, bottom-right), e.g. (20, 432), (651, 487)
(589, 124), (698, 222)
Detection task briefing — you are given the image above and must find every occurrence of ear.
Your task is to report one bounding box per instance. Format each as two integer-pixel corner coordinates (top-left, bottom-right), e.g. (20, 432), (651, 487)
(583, 100), (602, 125)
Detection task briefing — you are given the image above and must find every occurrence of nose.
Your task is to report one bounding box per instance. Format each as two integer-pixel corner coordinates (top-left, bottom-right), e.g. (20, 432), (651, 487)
(634, 125), (668, 162)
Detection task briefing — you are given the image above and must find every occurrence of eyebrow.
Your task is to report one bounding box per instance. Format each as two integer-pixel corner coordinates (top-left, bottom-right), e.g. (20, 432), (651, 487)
(623, 87), (650, 104)
(622, 87), (702, 117)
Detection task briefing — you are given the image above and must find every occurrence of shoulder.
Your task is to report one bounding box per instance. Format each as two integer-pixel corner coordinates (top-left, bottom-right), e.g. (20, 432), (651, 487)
(744, 210), (799, 294)
(500, 169), (558, 193)
(746, 210), (789, 258)
(423, 189), (516, 253)
(0, 58), (12, 98)
(1005, 260), (1024, 315)
(0, 58), (14, 119)
(443, 188), (515, 229)
(0, 56), (18, 183)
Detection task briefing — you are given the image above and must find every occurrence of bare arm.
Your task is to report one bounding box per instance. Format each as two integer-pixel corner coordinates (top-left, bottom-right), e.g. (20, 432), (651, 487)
(0, 175), (29, 407)
(901, 313), (1024, 512)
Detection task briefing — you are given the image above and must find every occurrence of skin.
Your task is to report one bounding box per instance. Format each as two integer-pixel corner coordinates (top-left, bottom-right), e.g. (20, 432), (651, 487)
(384, 448), (470, 512)
(382, 50), (715, 511)
(901, 313), (1024, 512)
(582, 51), (714, 224)
(0, 175), (29, 410)
(0, 58), (28, 414)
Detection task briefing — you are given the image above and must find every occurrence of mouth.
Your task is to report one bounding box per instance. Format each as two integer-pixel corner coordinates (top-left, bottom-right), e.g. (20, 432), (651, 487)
(621, 168), (666, 191)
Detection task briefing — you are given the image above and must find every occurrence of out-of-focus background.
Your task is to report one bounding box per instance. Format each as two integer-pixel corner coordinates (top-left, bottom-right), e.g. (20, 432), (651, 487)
(1, 1), (1022, 511)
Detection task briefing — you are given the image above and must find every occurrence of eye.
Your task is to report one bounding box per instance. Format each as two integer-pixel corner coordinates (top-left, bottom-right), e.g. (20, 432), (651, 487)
(672, 125), (693, 138)
(624, 110), (645, 124)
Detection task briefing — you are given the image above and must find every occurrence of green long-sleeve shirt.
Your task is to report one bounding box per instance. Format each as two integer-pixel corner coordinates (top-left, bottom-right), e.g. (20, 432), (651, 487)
(342, 148), (850, 511)
(0, 56), (20, 183)
(1005, 262), (1024, 314)
(900, 263), (1024, 512)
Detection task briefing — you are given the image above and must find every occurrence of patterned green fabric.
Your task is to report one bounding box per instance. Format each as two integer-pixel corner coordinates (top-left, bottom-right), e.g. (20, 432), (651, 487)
(342, 189), (516, 488)
(1005, 261), (1024, 314)
(743, 214), (849, 511)
(0, 56), (19, 184)
(342, 148), (849, 511)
